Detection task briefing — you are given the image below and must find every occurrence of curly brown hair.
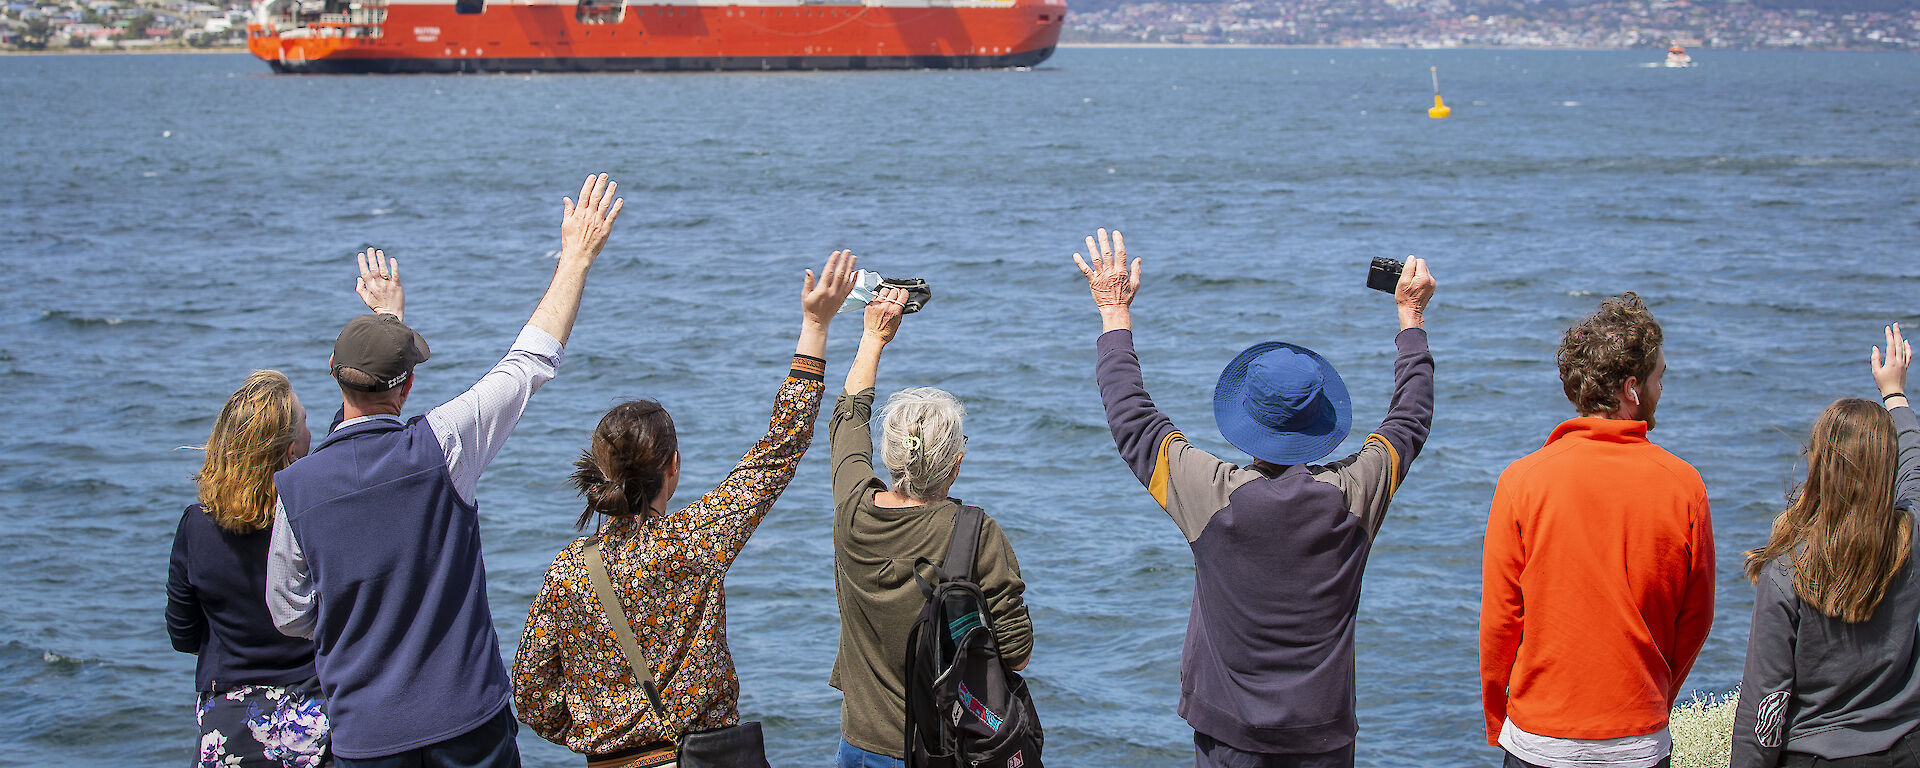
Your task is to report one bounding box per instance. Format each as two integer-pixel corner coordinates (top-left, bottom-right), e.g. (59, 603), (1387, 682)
(1557, 292), (1664, 416)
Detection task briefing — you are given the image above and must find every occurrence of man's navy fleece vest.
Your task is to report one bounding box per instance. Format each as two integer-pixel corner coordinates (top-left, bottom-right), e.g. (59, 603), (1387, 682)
(276, 416), (510, 758)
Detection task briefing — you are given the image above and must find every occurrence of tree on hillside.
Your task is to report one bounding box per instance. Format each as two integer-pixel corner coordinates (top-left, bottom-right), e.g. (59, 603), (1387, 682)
(115, 11), (153, 39)
(22, 16), (52, 47)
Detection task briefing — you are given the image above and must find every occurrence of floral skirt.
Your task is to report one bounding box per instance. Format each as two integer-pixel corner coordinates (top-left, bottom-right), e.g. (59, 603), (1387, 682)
(195, 683), (332, 768)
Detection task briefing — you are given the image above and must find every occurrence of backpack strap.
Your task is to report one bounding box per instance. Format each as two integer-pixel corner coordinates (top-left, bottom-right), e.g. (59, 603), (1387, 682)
(581, 535), (674, 731)
(943, 505), (985, 582)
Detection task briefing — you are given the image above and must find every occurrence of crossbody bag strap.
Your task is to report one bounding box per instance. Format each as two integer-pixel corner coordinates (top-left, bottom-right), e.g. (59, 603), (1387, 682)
(581, 536), (673, 728)
(944, 505), (985, 582)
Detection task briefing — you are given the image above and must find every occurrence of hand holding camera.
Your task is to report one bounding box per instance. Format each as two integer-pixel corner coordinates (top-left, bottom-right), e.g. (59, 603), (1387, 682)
(1368, 256), (1435, 330)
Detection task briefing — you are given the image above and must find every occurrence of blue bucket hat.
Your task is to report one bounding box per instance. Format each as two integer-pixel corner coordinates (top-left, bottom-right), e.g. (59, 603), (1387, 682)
(1213, 341), (1351, 466)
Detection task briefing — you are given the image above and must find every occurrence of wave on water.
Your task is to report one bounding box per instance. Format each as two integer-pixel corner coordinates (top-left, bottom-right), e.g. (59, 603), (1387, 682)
(656, 214), (714, 229)
(35, 310), (144, 329)
(0, 640), (97, 671)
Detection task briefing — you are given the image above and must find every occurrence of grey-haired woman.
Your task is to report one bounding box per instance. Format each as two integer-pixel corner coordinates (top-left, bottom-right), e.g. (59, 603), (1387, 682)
(827, 287), (1034, 768)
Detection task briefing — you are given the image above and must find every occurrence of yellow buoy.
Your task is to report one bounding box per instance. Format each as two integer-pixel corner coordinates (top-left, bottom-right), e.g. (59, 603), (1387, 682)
(1428, 66), (1451, 119)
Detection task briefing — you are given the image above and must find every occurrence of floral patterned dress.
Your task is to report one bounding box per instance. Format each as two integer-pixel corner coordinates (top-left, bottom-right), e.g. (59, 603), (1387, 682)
(169, 502), (332, 768)
(195, 684), (331, 768)
(513, 371), (824, 756)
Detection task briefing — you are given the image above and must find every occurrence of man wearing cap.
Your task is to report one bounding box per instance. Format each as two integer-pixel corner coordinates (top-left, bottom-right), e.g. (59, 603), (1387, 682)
(1073, 229), (1436, 768)
(266, 174), (625, 767)
(1479, 293), (1713, 768)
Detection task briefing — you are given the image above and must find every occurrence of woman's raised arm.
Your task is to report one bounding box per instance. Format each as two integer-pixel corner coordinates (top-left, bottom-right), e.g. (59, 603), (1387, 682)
(844, 285), (907, 395)
(1872, 323), (1916, 503)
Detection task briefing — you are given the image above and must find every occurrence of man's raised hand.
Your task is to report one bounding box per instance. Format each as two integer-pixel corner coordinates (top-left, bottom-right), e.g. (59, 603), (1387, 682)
(356, 248), (404, 321)
(1073, 228), (1141, 311)
(527, 173), (624, 345)
(560, 173), (624, 267)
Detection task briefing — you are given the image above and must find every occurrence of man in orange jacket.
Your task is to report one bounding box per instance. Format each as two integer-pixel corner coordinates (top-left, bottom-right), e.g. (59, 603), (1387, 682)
(1479, 292), (1715, 768)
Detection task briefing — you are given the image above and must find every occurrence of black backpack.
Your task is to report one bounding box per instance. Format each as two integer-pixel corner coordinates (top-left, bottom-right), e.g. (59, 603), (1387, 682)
(904, 505), (1044, 768)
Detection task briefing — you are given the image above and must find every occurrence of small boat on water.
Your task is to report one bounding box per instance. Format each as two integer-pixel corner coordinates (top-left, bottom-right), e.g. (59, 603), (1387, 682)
(1664, 45), (1694, 68)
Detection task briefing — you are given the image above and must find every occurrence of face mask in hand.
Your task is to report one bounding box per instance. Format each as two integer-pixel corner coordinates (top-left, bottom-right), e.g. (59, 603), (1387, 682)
(837, 270), (934, 315)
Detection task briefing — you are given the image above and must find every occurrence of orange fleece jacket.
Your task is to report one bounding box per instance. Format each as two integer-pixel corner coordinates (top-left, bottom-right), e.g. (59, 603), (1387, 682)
(1479, 417), (1715, 746)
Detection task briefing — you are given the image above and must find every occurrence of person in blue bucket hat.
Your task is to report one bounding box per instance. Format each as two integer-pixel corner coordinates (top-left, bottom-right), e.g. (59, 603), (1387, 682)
(1214, 341), (1353, 466)
(1074, 229), (1436, 768)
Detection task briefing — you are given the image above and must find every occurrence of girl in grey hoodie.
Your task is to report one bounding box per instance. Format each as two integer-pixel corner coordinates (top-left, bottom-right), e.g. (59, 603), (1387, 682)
(1732, 324), (1920, 768)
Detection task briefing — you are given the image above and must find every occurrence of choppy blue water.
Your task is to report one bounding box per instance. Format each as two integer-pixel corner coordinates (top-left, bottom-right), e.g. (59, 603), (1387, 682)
(3, 47), (1919, 767)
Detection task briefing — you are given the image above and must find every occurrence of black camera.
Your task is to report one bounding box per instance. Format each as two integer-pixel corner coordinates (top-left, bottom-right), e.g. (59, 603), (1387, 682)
(1365, 257), (1403, 294)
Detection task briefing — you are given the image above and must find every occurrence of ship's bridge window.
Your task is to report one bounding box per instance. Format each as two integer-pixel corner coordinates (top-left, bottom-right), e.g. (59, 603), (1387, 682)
(454, 0), (482, 14)
(576, 0), (624, 24)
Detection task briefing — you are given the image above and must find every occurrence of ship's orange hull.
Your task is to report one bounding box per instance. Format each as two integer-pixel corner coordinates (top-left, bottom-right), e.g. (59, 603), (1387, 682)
(246, 0), (1064, 73)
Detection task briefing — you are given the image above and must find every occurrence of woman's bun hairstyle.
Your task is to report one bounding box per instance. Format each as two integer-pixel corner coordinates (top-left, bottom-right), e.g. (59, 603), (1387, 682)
(571, 400), (677, 531)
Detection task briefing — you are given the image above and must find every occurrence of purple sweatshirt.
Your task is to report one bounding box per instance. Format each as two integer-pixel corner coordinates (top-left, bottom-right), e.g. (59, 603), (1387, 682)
(1095, 327), (1435, 755)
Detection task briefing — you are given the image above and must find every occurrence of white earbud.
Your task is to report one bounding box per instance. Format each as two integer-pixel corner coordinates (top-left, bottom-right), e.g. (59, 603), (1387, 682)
(1628, 389), (1640, 406)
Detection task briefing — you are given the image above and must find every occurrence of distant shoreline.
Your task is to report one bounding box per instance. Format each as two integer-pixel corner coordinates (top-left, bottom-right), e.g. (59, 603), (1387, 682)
(0, 46), (245, 56)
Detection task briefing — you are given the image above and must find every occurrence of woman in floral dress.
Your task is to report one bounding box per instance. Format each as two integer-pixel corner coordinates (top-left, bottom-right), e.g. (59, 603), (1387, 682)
(166, 368), (330, 768)
(512, 251), (861, 767)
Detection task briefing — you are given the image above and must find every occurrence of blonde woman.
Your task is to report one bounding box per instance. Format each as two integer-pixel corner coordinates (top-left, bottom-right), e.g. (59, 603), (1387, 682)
(166, 369), (327, 768)
(1732, 323), (1920, 768)
(827, 286), (1033, 768)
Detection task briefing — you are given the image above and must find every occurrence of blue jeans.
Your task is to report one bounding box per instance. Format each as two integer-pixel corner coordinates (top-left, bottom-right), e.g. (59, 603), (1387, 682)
(836, 738), (905, 768)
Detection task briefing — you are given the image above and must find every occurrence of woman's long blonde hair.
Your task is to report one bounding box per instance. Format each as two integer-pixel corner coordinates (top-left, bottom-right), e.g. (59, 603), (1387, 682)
(195, 370), (300, 534)
(1746, 398), (1913, 622)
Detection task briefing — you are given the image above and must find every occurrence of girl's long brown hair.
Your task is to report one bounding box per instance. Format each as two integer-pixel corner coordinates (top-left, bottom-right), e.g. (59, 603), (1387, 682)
(1746, 398), (1913, 622)
(195, 370), (300, 534)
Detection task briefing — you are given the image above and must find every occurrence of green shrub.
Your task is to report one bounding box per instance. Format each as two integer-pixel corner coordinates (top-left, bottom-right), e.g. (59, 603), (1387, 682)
(1670, 688), (1739, 768)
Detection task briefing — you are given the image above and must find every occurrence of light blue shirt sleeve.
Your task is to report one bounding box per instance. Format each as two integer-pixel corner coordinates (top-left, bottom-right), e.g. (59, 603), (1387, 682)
(424, 325), (564, 505)
(265, 498), (316, 639)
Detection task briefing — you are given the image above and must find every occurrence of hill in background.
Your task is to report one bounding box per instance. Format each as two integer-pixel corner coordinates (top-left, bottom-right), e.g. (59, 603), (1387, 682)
(1064, 0), (1920, 49)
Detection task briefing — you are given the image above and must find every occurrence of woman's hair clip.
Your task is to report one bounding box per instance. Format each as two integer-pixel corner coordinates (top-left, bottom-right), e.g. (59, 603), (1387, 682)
(900, 435), (922, 452)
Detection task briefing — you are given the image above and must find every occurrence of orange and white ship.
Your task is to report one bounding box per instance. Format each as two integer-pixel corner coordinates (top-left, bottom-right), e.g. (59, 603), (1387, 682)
(245, 0), (1065, 73)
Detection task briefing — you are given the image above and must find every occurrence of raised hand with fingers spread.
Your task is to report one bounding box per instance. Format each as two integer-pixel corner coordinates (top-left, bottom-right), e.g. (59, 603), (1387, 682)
(798, 249), (860, 362)
(1873, 322), (1910, 410)
(560, 173), (625, 269)
(533, 173), (625, 345)
(1072, 228), (1141, 332)
(356, 248), (404, 321)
